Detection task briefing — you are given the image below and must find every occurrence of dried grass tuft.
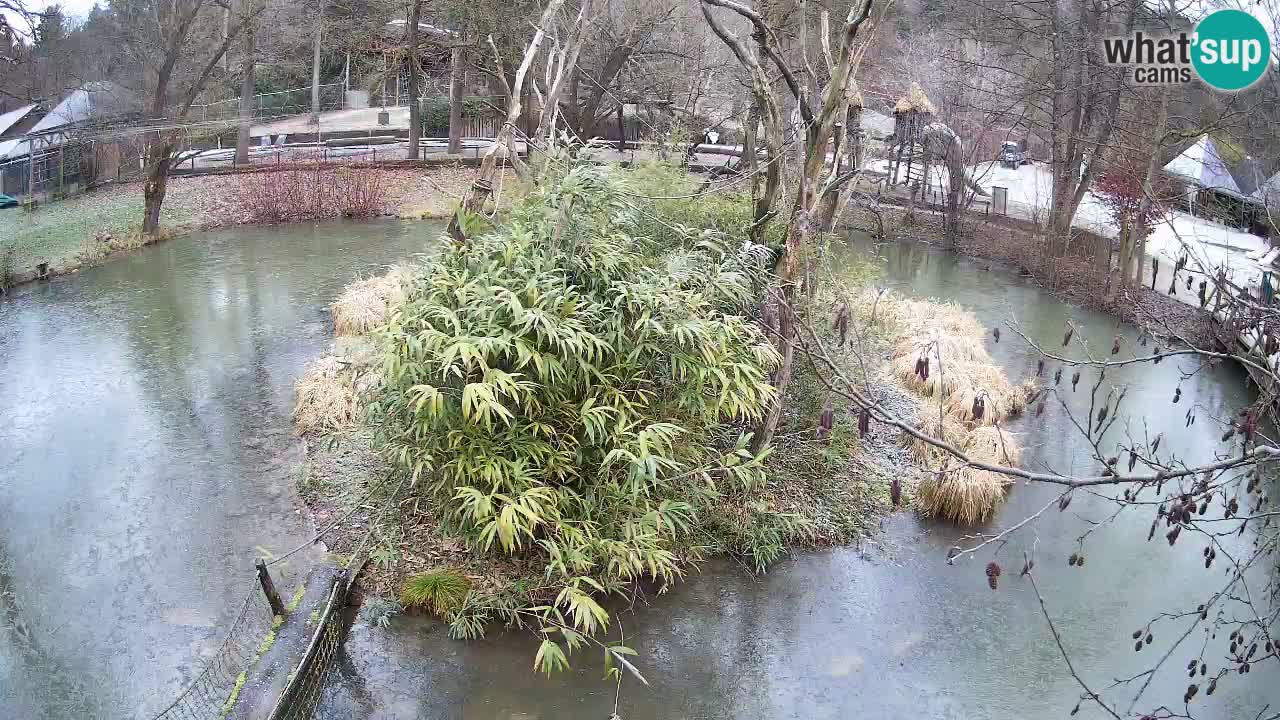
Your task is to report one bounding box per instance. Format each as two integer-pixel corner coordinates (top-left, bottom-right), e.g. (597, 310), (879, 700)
(877, 291), (1032, 525)
(964, 425), (1022, 466)
(905, 415), (967, 464)
(916, 424), (1022, 523)
(915, 465), (1009, 525)
(883, 295), (1032, 428)
(331, 264), (415, 336)
(293, 356), (359, 435)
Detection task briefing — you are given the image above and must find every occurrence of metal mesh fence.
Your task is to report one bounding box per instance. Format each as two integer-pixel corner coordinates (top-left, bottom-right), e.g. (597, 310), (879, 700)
(152, 583), (278, 720)
(266, 575), (349, 720)
(188, 84), (346, 124)
(0, 142), (91, 200)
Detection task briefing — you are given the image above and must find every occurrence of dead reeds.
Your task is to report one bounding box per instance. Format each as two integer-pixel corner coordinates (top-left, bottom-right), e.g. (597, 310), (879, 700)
(295, 264), (417, 434)
(331, 264), (415, 336)
(877, 293), (1032, 524)
(293, 356), (359, 435)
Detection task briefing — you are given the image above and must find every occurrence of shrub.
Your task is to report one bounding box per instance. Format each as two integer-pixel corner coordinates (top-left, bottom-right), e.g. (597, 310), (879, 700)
(366, 159), (780, 599)
(331, 166), (386, 218)
(620, 161), (784, 253)
(236, 165), (386, 223)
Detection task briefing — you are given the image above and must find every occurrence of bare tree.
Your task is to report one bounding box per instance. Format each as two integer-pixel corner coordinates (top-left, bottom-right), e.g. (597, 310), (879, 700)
(701, 0), (879, 450)
(447, 0), (565, 243)
(448, 44), (464, 153)
(532, 0), (593, 140)
(234, 0), (258, 164)
(405, 0), (423, 157)
(309, 0), (325, 125)
(111, 0), (264, 233)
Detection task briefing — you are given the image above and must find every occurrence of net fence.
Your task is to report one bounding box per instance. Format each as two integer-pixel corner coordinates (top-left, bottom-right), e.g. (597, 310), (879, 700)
(188, 84), (347, 124)
(266, 575), (350, 720)
(152, 583), (278, 720)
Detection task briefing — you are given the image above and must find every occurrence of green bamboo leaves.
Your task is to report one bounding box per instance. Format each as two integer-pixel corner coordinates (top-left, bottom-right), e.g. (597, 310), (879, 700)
(368, 161), (778, 601)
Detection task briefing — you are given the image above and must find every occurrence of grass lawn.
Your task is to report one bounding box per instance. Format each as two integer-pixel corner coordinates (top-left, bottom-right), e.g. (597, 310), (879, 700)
(0, 186), (191, 277)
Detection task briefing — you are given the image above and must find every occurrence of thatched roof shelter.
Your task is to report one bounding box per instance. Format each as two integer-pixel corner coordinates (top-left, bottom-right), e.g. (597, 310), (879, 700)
(893, 82), (936, 115)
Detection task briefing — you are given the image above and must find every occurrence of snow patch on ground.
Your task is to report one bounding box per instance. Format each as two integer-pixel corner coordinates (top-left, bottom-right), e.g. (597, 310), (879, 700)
(870, 158), (1272, 287)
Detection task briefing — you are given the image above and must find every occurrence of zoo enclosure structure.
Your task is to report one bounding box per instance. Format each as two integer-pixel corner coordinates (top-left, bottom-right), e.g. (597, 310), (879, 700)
(0, 140), (92, 203)
(884, 83), (937, 195)
(186, 83), (347, 125)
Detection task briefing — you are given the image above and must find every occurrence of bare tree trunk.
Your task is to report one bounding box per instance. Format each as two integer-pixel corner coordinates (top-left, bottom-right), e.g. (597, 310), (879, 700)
(1108, 221), (1133, 303)
(815, 128), (843, 232)
(235, 7), (255, 165)
(566, 71), (580, 134)
(847, 103), (864, 170)
(944, 163), (963, 246)
(751, 207), (813, 453)
(448, 45), (464, 154)
(406, 0), (422, 159)
(448, 0), (565, 244)
(309, 2), (322, 126)
(1131, 94), (1169, 287)
(222, 7), (231, 71)
(142, 138), (173, 235)
(615, 103), (624, 152)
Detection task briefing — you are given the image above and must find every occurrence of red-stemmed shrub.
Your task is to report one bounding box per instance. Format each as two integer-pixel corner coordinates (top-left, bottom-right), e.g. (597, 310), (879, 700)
(236, 165), (387, 223)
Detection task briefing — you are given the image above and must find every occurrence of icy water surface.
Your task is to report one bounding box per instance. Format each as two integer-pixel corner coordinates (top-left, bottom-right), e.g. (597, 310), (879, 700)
(0, 219), (439, 718)
(5, 220), (1277, 719)
(313, 234), (1280, 720)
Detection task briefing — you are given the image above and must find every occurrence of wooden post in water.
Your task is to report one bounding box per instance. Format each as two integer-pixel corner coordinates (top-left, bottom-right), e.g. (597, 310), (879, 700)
(256, 559), (287, 617)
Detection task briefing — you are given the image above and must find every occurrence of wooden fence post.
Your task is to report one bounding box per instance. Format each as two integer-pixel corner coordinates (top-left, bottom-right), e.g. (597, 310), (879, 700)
(616, 104), (625, 153)
(256, 559), (287, 617)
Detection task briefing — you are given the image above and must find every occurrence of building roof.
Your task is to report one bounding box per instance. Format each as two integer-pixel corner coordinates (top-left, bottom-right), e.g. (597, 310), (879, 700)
(893, 83), (936, 114)
(1234, 156), (1267, 197)
(1162, 134), (1243, 196)
(0, 83), (133, 161)
(28, 82), (130, 136)
(0, 138), (21, 161)
(1255, 170), (1280, 205)
(0, 104), (40, 138)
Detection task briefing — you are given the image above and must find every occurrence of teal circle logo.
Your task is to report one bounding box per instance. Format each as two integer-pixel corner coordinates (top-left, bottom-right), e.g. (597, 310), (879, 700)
(1192, 9), (1270, 91)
